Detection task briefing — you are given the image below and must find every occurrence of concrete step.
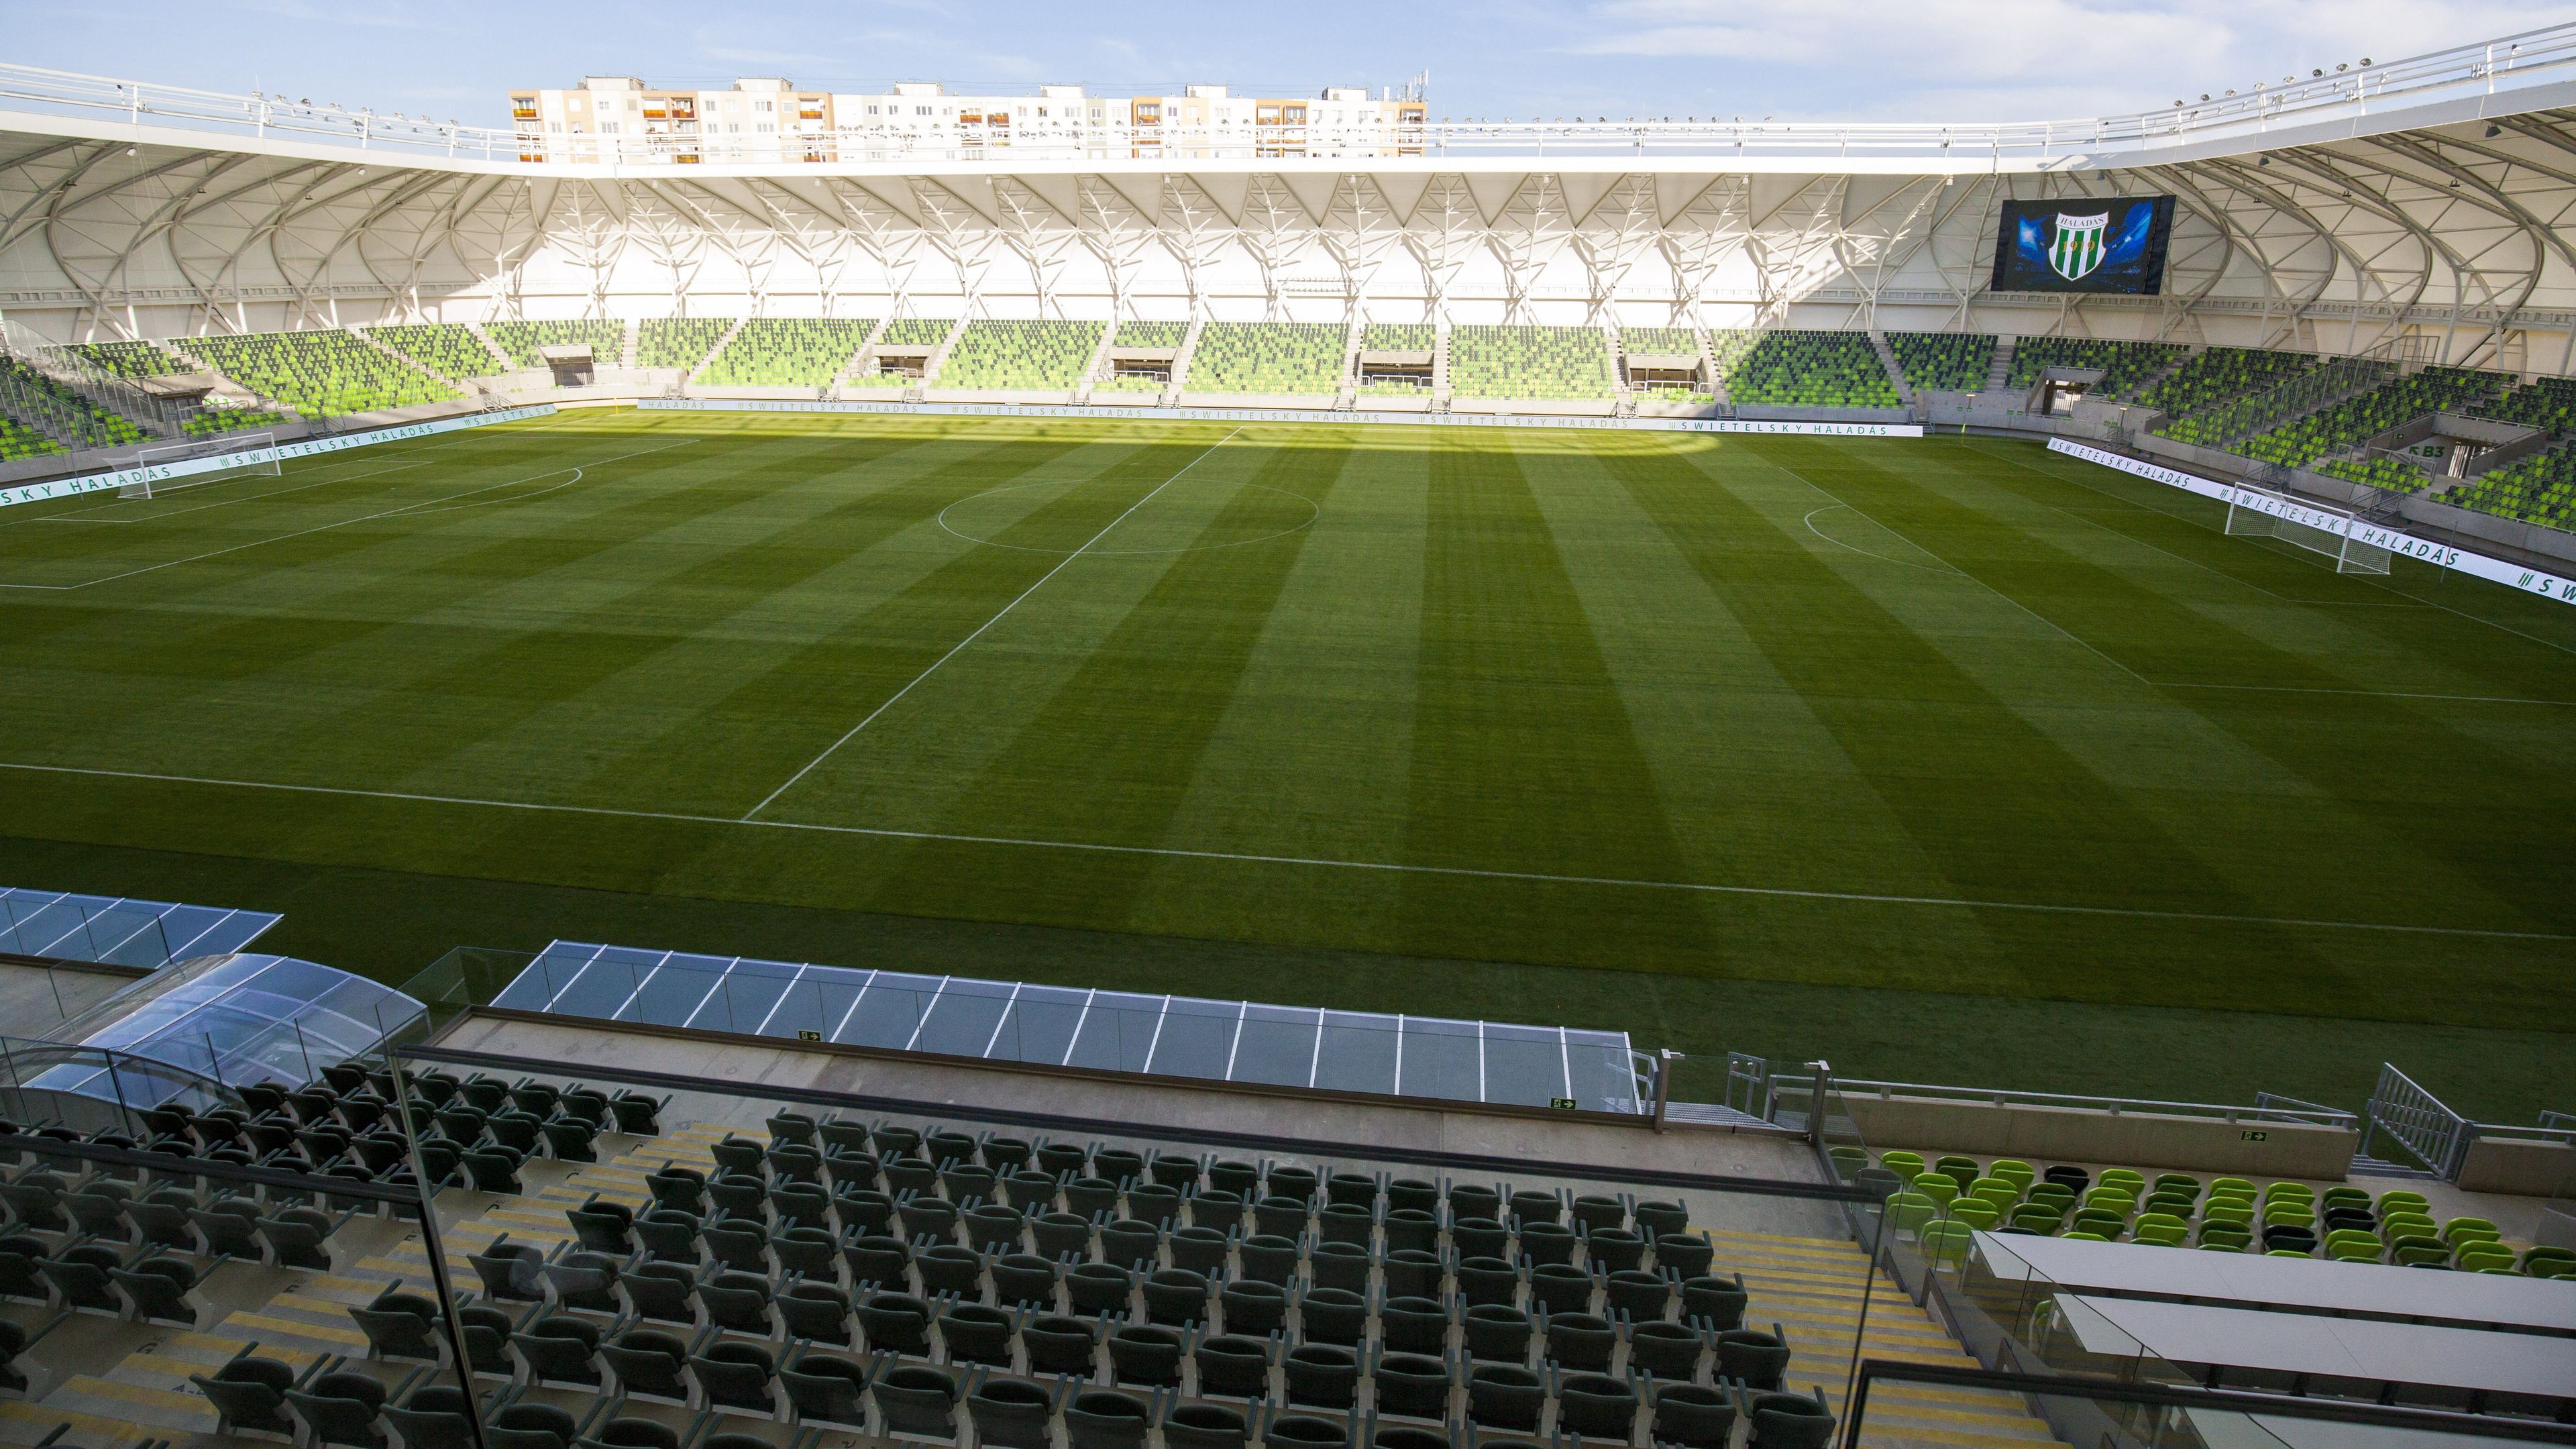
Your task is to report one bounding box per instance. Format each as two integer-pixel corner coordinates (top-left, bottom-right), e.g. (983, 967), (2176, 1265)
(41, 1375), (217, 1435)
(0, 1395), (153, 1449)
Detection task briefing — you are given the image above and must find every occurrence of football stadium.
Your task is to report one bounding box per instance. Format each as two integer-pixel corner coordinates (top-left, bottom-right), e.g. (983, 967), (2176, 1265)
(0, 21), (2568, 1449)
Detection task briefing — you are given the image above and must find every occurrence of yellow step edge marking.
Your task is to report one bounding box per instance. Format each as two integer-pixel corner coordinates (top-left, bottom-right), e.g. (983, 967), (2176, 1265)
(212, 1311), (368, 1346)
(51, 1377), (216, 1419)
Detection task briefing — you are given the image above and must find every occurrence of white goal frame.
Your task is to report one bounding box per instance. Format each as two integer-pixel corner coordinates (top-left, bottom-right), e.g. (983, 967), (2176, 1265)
(2223, 490), (2392, 575)
(121, 431), (283, 498)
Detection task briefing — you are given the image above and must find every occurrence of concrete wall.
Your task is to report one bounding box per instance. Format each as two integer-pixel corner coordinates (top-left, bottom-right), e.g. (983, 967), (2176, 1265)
(2457, 1135), (2576, 1197)
(1842, 1091), (2358, 1178)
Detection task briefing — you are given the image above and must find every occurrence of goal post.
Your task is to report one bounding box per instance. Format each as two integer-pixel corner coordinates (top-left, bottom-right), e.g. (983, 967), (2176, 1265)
(120, 430), (284, 498)
(2223, 492), (2391, 575)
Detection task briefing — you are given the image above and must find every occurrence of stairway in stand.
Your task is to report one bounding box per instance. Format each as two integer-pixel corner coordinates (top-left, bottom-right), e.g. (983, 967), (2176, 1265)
(1703, 1228), (2069, 1449)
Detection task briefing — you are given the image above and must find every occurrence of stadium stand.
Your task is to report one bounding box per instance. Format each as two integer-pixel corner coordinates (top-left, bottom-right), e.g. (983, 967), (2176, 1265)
(1362, 322), (1438, 352)
(1094, 375), (1168, 393)
(1448, 325), (1615, 400)
(1864, 1148), (2563, 1273)
(0, 1050), (2092, 1449)
(2238, 366), (2510, 470)
(0, 415), (60, 460)
(2314, 455), (2434, 492)
(2007, 336), (2186, 395)
(1111, 319), (1188, 347)
(180, 405), (276, 437)
(2442, 441), (2576, 531)
(0, 356), (148, 447)
(1619, 325), (1701, 356)
(635, 317), (735, 372)
(877, 317), (957, 348)
(64, 339), (186, 377)
(1886, 331), (1996, 392)
(933, 319), (1105, 390)
(1184, 322), (1346, 394)
(2135, 345), (2315, 419)
(484, 319), (629, 369)
(366, 323), (508, 380)
(2471, 374), (2576, 435)
(696, 318), (877, 387)
(182, 330), (458, 418)
(1726, 331), (1900, 408)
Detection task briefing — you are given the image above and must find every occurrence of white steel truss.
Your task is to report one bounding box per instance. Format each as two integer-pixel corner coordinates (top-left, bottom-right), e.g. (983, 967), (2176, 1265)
(8, 85), (2576, 368)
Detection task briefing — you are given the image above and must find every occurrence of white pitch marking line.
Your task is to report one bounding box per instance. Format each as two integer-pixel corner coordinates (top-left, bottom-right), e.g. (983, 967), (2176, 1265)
(0, 756), (2567, 944)
(23, 460), (437, 525)
(0, 438), (696, 592)
(741, 426), (1244, 820)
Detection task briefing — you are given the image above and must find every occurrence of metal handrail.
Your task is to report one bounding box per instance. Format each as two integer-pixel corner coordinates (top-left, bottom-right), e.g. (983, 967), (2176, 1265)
(1766, 1071), (2359, 1128)
(1, 22), (2573, 168)
(1841, 1358), (2576, 1449)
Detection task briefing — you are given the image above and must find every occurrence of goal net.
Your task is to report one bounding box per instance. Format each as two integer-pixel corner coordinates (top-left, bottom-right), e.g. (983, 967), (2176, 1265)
(2224, 494), (2391, 575)
(120, 431), (284, 498)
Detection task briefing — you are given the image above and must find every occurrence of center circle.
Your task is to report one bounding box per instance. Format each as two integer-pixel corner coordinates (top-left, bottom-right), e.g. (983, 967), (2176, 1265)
(938, 478), (1320, 555)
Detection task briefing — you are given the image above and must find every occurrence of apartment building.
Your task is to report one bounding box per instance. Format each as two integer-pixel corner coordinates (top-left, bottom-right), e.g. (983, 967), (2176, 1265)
(508, 78), (1428, 162)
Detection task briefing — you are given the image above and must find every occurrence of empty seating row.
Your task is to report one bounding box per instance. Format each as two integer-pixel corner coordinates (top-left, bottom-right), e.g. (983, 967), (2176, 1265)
(2238, 367), (2511, 470)
(2135, 345), (2315, 419)
(636, 319), (736, 372)
(1855, 1148), (2568, 1276)
(2007, 337), (2184, 395)
(1886, 333), (1994, 392)
(1187, 324), (1347, 394)
(64, 339), (187, 378)
(1725, 333), (1897, 409)
(935, 321), (1106, 390)
(1360, 324), (1435, 353)
(2471, 375), (2576, 435)
(0, 356), (148, 448)
(877, 318), (958, 348)
(367, 323), (510, 380)
(486, 320), (631, 369)
(1447, 327), (1613, 400)
(1112, 321), (1189, 348)
(697, 319), (877, 387)
(2441, 441), (2576, 533)
(184, 329), (460, 417)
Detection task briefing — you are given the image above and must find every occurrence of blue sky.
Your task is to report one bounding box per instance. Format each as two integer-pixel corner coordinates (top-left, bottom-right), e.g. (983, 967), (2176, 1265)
(7, 0), (2571, 127)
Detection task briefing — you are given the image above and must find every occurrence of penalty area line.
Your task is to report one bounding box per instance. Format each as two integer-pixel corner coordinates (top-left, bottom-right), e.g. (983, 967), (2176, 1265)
(0, 757), (2569, 945)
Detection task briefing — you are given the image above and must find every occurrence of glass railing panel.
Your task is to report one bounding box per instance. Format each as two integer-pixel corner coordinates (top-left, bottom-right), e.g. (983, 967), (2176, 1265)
(0, 1116), (474, 1449)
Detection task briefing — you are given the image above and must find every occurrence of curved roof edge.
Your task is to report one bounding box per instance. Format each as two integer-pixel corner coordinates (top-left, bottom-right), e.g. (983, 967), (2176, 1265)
(3, 25), (2573, 178)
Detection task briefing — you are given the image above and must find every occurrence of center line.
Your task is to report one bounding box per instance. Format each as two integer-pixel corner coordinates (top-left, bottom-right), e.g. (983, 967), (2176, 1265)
(742, 426), (1244, 820)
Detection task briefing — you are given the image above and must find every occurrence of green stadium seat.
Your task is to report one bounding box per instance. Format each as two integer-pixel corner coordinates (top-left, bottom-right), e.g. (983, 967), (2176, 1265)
(2010, 337), (2184, 395)
(1943, 1201), (1999, 1232)
(1886, 331), (1995, 392)
(637, 317), (737, 372)
(1184, 323), (1344, 394)
(1725, 331), (1898, 408)
(1919, 1222), (1974, 1268)
(366, 323), (508, 379)
(1448, 326), (1614, 400)
(183, 329), (460, 419)
(486, 319), (629, 370)
(933, 321), (1105, 390)
(699, 319), (877, 386)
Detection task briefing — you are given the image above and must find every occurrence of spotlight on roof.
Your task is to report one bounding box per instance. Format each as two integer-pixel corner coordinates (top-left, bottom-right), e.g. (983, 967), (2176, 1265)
(2487, 123), (2504, 137)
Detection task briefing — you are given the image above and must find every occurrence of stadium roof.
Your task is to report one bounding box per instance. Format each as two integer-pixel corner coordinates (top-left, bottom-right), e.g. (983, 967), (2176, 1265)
(28, 952), (425, 1105)
(1, 26), (2573, 176)
(492, 940), (1648, 1113)
(0, 887), (280, 970)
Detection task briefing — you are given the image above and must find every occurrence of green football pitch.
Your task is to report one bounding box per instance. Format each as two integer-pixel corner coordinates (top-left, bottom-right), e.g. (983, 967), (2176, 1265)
(1, 409), (2569, 1116)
